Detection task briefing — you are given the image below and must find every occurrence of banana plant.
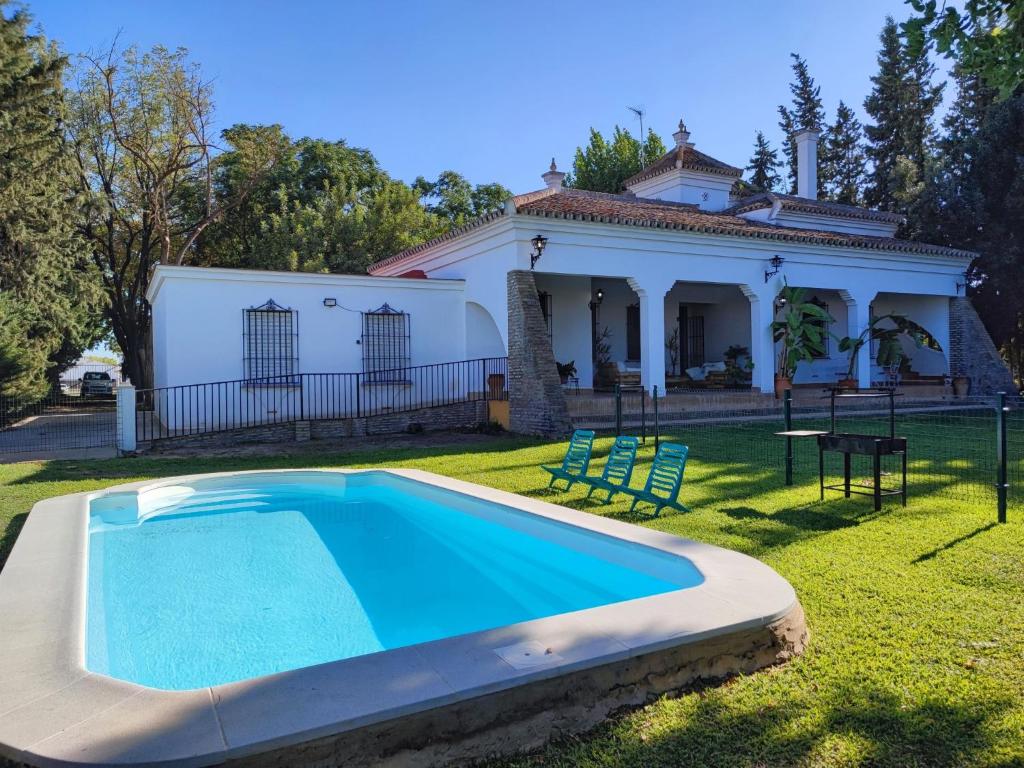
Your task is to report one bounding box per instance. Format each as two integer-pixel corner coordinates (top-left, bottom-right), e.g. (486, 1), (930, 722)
(771, 283), (835, 381)
(838, 314), (922, 381)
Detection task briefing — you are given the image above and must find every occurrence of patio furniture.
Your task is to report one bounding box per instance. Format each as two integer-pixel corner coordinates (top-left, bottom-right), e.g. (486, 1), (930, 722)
(541, 429), (596, 490)
(579, 436), (640, 503)
(562, 375), (580, 395)
(622, 442), (690, 516)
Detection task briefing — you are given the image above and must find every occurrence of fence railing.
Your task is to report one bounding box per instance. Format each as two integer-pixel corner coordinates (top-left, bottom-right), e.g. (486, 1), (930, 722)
(135, 357), (508, 443)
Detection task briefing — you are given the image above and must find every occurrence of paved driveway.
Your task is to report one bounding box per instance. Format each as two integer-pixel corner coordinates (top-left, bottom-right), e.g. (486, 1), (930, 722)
(0, 406), (117, 462)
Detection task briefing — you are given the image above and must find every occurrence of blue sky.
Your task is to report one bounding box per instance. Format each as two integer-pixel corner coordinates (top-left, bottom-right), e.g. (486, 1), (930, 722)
(30, 0), (945, 193)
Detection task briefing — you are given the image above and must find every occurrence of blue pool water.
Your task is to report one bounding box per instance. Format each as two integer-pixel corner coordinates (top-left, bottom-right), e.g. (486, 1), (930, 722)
(86, 472), (703, 690)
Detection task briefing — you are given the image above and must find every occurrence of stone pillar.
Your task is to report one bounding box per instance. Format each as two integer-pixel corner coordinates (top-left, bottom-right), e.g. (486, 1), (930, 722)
(628, 277), (673, 396)
(841, 290), (875, 388)
(116, 384), (137, 454)
(949, 296), (1016, 394)
(742, 285), (777, 394)
(507, 271), (572, 437)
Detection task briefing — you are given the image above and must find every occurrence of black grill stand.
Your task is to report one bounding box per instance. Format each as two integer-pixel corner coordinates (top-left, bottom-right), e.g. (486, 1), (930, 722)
(817, 388), (908, 511)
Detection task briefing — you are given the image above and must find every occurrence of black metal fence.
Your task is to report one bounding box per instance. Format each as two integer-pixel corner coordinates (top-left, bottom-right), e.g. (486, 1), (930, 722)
(135, 357), (508, 444)
(591, 387), (1021, 522)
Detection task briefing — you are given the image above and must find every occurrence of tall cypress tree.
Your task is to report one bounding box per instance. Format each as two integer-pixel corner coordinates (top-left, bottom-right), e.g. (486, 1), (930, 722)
(745, 131), (783, 192)
(864, 16), (944, 211)
(0, 2), (103, 398)
(777, 53), (825, 193)
(820, 102), (867, 205)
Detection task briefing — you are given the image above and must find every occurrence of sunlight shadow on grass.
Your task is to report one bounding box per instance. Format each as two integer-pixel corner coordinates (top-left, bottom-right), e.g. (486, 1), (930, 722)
(913, 522), (998, 563)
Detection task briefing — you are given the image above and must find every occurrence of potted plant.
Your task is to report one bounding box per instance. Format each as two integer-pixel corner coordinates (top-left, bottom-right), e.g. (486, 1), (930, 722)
(556, 360), (577, 384)
(952, 374), (970, 397)
(771, 284), (834, 398)
(665, 327), (680, 377)
(723, 344), (752, 388)
(593, 327), (616, 387)
(837, 314), (919, 390)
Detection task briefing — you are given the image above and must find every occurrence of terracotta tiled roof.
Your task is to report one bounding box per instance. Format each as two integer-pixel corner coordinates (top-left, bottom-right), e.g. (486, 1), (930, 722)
(369, 189), (974, 272)
(724, 192), (906, 224)
(623, 146), (743, 188)
(512, 191), (973, 260)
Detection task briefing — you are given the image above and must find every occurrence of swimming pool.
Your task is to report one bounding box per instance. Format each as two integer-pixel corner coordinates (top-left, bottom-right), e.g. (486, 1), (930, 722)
(0, 469), (806, 767)
(87, 471), (704, 690)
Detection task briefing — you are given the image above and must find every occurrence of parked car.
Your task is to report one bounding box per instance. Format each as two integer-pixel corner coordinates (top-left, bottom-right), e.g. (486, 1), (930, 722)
(80, 371), (115, 397)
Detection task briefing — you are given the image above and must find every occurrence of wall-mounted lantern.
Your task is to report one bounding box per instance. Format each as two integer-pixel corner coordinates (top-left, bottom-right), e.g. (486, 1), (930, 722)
(589, 288), (604, 311)
(764, 255), (785, 283)
(530, 234), (548, 270)
(956, 270), (969, 296)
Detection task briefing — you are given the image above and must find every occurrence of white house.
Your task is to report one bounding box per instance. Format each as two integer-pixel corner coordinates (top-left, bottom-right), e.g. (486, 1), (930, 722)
(148, 119), (1010, 436)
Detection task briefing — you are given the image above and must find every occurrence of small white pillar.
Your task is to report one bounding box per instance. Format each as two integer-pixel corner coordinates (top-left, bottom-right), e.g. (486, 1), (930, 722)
(628, 277), (673, 397)
(743, 285), (778, 394)
(116, 384), (137, 454)
(841, 290), (876, 388)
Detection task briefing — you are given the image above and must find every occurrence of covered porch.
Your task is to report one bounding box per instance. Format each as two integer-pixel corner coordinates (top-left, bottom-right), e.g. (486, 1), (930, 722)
(532, 272), (951, 397)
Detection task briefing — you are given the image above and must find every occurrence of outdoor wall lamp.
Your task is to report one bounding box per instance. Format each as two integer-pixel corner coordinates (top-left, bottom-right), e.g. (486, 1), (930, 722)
(956, 270), (969, 295)
(589, 288), (604, 311)
(764, 254), (785, 283)
(323, 298), (337, 308)
(530, 234), (548, 270)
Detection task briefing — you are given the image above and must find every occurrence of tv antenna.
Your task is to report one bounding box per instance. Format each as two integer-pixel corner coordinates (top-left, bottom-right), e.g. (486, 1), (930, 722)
(628, 105), (646, 162)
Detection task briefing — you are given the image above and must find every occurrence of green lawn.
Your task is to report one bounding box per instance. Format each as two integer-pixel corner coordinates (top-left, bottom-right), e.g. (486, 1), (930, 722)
(1, 426), (1022, 767)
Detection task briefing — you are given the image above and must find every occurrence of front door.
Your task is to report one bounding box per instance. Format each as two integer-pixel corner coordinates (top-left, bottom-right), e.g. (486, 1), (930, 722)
(678, 304), (705, 368)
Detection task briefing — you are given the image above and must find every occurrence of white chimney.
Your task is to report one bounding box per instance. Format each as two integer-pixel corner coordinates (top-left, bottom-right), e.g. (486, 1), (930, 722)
(795, 128), (819, 200)
(672, 118), (693, 149)
(542, 158), (565, 191)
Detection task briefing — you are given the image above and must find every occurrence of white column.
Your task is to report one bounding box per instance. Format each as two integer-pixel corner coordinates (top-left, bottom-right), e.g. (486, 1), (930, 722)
(742, 284), (777, 393)
(840, 291), (875, 388)
(627, 277), (674, 397)
(116, 384), (137, 454)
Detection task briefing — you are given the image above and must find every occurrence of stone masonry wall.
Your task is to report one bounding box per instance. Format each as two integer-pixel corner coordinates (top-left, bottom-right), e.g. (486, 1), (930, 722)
(507, 270), (572, 438)
(144, 400), (487, 451)
(949, 297), (1017, 394)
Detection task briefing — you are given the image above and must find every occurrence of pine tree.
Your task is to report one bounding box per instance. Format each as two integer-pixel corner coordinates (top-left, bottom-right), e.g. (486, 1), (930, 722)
(820, 102), (867, 205)
(777, 53), (825, 193)
(863, 16), (944, 211)
(745, 131), (783, 192)
(0, 2), (103, 399)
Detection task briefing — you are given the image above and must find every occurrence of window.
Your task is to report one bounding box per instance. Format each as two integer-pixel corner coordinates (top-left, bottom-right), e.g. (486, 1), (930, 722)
(626, 303), (641, 362)
(243, 300), (297, 380)
(362, 303), (410, 381)
(679, 306), (706, 368)
(807, 296), (830, 359)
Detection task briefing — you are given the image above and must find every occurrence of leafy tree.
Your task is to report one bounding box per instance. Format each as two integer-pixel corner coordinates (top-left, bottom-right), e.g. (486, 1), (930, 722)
(745, 131), (783, 192)
(0, 2), (104, 399)
(777, 53), (825, 193)
(820, 101), (867, 204)
(563, 126), (666, 193)
(904, 0), (1024, 99)
(413, 170), (510, 227)
(68, 46), (285, 387)
(863, 17), (944, 211)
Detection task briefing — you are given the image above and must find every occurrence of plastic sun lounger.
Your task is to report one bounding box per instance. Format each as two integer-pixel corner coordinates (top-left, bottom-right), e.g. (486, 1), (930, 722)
(623, 442), (691, 517)
(579, 436), (640, 503)
(541, 429), (596, 490)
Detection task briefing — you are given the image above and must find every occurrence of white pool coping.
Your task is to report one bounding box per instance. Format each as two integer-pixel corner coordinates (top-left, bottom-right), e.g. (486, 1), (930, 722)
(0, 469), (799, 767)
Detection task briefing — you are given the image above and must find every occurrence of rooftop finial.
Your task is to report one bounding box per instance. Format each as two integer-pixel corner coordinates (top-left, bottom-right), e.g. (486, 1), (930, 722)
(542, 157), (565, 191)
(673, 118), (692, 149)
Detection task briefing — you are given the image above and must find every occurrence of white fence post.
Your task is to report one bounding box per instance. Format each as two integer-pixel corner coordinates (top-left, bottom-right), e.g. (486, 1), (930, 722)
(116, 384), (137, 454)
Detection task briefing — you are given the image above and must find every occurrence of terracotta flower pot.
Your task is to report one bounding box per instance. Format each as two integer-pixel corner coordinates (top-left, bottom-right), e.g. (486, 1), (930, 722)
(952, 375), (970, 398)
(838, 378), (858, 390)
(774, 375), (792, 399)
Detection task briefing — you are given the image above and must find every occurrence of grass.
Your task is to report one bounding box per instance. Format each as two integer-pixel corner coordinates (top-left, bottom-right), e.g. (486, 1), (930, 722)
(1, 423), (1022, 768)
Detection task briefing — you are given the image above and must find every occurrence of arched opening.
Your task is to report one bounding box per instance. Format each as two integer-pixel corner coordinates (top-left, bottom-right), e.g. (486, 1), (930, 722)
(465, 302), (506, 359)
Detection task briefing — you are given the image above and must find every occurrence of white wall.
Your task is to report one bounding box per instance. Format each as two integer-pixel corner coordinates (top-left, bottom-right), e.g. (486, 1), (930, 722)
(627, 169), (735, 211)
(465, 302), (506, 359)
(533, 274), (597, 387)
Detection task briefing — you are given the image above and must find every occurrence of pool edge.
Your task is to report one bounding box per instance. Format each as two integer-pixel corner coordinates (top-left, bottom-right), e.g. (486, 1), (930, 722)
(0, 468), (807, 768)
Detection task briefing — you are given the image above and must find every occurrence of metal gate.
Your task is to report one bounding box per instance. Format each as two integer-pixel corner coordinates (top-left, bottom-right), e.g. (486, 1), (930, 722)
(0, 387), (117, 461)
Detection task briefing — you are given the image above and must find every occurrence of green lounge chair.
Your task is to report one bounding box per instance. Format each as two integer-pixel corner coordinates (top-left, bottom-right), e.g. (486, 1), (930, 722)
(580, 436), (640, 503)
(624, 442), (691, 516)
(542, 429), (596, 490)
